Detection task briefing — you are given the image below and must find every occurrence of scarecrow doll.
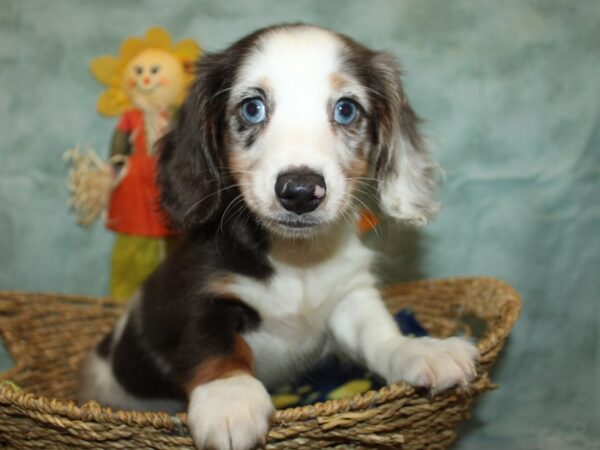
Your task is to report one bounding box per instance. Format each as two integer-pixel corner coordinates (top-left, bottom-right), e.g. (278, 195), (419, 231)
(66, 27), (200, 301)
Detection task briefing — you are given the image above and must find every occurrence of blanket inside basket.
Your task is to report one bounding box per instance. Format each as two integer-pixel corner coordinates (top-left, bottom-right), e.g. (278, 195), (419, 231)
(269, 308), (428, 408)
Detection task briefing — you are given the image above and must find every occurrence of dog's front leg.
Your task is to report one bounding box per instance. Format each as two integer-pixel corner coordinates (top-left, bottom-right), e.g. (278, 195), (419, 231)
(184, 334), (273, 450)
(328, 286), (479, 392)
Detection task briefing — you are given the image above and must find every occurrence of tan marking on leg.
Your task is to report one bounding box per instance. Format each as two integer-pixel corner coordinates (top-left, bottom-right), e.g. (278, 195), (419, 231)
(206, 274), (236, 297)
(185, 334), (254, 393)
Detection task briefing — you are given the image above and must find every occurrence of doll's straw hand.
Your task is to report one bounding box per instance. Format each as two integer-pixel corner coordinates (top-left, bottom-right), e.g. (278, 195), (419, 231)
(63, 147), (116, 227)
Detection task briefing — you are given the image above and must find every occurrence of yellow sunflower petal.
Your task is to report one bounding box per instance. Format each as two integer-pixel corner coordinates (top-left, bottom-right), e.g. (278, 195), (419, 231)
(173, 38), (201, 61)
(97, 88), (132, 117)
(145, 26), (172, 50)
(89, 55), (120, 86)
(119, 37), (145, 61)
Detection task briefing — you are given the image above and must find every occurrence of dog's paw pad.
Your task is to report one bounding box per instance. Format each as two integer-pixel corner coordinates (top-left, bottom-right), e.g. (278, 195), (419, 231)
(187, 374), (274, 450)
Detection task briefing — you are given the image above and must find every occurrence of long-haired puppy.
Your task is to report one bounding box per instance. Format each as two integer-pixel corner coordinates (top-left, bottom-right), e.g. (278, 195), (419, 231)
(79, 24), (479, 450)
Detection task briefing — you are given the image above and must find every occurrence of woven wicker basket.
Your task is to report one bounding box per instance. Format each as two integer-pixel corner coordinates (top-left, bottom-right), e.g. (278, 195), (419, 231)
(0, 277), (520, 449)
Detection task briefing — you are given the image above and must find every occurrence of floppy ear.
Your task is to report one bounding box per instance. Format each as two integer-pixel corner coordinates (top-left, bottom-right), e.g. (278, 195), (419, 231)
(370, 52), (440, 227)
(158, 52), (233, 230)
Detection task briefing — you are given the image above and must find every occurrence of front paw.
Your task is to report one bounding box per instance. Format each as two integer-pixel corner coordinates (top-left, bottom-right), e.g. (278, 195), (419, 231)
(187, 374), (274, 450)
(386, 336), (479, 392)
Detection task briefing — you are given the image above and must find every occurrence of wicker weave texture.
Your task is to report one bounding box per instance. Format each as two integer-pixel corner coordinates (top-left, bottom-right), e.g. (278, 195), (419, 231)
(0, 277), (520, 449)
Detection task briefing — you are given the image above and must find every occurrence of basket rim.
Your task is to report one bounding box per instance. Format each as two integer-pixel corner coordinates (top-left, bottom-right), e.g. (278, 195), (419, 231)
(0, 276), (521, 429)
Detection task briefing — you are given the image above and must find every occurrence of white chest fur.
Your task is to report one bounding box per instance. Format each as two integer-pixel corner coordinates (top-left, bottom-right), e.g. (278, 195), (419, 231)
(227, 227), (377, 387)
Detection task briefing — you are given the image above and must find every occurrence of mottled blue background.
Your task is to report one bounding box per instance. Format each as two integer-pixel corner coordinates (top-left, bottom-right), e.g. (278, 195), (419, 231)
(1, 1), (599, 449)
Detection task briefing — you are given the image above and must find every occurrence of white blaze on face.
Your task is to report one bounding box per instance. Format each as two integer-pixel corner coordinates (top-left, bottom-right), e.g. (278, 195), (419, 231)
(229, 26), (372, 229)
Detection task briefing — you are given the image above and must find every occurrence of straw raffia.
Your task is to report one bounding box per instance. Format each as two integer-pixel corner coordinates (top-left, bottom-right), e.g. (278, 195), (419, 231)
(63, 147), (127, 227)
(0, 277), (520, 449)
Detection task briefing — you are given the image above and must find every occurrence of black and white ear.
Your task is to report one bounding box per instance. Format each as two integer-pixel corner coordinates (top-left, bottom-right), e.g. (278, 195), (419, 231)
(370, 53), (440, 227)
(158, 52), (233, 230)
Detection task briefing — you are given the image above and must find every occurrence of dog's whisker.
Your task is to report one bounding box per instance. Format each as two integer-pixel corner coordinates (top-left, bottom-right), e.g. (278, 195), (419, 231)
(351, 187), (381, 207)
(182, 183), (250, 220)
(346, 175), (377, 181)
(205, 86), (235, 103)
(350, 183), (379, 198)
(219, 193), (247, 233)
(180, 167), (256, 179)
(234, 206), (254, 231)
(350, 194), (380, 237)
(347, 175), (397, 188)
(361, 85), (388, 100)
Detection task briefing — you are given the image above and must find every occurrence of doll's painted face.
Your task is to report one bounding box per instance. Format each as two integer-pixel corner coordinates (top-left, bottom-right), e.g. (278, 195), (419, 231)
(124, 48), (185, 111)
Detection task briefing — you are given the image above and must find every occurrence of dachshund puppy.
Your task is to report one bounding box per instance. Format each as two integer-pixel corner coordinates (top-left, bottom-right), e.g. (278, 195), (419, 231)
(79, 24), (478, 450)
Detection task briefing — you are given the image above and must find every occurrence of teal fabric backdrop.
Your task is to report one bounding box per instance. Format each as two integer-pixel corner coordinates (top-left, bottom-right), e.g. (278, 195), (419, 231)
(1, 1), (599, 448)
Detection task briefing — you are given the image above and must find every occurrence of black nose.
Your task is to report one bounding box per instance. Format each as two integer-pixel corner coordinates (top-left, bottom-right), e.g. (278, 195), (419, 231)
(275, 170), (326, 215)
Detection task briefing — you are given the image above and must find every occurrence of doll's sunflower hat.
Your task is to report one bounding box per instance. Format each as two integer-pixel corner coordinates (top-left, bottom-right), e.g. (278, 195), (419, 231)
(90, 27), (201, 117)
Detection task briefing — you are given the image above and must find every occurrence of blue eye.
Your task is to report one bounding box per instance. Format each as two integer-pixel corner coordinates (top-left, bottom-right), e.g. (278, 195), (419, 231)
(334, 99), (358, 125)
(241, 98), (266, 124)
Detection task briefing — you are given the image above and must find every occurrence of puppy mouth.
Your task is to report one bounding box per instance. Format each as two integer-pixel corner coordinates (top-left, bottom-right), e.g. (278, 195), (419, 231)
(265, 214), (330, 236)
(274, 218), (319, 229)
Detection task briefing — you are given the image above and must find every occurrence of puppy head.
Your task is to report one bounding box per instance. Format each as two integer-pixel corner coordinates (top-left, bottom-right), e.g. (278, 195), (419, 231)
(159, 24), (439, 235)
